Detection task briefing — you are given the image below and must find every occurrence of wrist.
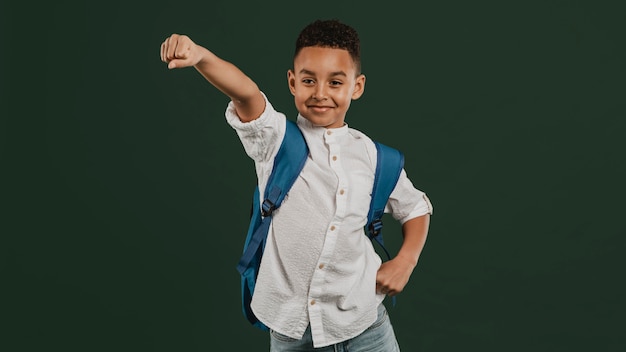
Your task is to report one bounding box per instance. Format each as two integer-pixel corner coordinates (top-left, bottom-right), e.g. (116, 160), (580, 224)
(394, 253), (418, 268)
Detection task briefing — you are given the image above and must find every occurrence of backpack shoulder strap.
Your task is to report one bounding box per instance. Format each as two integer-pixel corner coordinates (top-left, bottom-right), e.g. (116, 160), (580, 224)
(261, 120), (309, 216)
(366, 141), (404, 261)
(237, 119), (308, 331)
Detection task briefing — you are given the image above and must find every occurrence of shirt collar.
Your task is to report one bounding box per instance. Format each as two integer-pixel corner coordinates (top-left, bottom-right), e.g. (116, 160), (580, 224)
(296, 114), (349, 140)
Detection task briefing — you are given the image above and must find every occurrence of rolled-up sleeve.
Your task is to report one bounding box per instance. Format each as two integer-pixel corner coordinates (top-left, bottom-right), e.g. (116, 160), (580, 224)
(385, 169), (433, 224)
(225, 92), (286, 164)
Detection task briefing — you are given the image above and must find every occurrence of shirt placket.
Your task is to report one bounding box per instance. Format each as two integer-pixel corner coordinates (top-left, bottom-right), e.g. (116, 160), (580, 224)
(308, 129), (349, 345)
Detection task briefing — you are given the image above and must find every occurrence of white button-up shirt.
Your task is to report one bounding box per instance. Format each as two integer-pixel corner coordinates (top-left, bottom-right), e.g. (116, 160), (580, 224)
(226, 94), (432, 348)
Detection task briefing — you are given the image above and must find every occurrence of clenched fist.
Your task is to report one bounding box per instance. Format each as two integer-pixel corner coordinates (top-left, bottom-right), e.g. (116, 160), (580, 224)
(160, 34), (203, 69)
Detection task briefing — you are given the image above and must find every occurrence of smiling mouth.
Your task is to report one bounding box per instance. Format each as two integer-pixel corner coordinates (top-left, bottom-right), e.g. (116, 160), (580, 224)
(309, 105), (333, 112)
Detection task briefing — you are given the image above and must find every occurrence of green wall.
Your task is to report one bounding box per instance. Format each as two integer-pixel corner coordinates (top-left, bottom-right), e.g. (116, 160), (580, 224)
(4, 0), (625, 350)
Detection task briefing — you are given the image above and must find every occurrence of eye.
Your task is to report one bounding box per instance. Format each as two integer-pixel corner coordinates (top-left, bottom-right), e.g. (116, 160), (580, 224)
(329, 80), (343, 86)
(302, 78), (315, 85)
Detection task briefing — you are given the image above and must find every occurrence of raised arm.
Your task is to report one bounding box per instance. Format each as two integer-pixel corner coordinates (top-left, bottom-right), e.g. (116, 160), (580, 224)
(160, 33), (265, 122)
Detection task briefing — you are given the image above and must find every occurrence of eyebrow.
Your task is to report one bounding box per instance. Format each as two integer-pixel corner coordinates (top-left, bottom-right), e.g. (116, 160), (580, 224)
(299, 69), (347, 77)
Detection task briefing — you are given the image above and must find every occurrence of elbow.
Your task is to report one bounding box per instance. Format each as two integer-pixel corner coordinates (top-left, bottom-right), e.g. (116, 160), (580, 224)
(233, 90), (265, 123)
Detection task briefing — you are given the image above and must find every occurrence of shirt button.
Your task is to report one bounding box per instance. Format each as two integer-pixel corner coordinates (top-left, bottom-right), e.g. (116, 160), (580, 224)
(332, 156), (337, 161)
(330, 226), (336, 231)
(339, 189), (345, 195)
(318, 263), (325, 269)
(326, 130), (332, 135)
(310, 299), (316, 305)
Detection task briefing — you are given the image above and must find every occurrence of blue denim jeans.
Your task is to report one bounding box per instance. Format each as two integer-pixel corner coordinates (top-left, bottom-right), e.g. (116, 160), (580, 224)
(269, 304), (401, 351)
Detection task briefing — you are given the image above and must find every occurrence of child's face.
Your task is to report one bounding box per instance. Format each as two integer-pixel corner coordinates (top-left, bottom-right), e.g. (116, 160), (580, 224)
(288, 46), (365, 128)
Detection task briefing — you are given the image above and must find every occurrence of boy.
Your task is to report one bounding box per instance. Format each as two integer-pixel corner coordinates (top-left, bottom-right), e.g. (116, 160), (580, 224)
(160, 19), (432, 351)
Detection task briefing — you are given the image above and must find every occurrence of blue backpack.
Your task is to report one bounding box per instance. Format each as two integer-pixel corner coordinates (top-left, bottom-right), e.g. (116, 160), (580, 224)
(236, 120), (404, 331)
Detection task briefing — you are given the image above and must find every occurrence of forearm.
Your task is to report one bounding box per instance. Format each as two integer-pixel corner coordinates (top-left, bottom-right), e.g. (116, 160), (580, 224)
(395, 214), (430, 267)
(375, 213), (430, 295)
(161, 34), (264, 121)
(193, 46), (264, 121)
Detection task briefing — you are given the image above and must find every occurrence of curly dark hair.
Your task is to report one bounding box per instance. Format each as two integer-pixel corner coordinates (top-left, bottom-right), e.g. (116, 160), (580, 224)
(294, 19), (361, 74)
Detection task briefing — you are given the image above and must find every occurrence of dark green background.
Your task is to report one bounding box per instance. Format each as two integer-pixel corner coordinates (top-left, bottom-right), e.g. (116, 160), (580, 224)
(4, 0), (625, 351)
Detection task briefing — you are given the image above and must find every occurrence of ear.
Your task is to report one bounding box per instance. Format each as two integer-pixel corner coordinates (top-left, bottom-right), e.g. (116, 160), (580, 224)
(351, 74), (366, 100)
(287, 69), (296, 96)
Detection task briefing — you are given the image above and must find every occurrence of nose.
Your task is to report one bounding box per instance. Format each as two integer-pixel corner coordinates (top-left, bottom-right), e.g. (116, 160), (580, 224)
(312, 85), (327, 100)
